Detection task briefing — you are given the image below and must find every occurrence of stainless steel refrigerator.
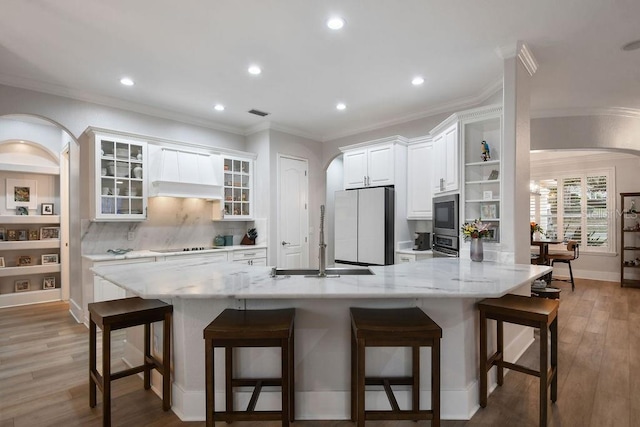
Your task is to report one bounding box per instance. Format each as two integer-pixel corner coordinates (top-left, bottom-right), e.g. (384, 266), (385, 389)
(334, 187), (394, 266)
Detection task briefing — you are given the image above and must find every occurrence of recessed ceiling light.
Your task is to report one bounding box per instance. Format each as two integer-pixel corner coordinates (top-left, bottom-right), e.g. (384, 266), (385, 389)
(336, 103), (346, 111)
(120, 77), (134, 86)
(214, 104), (225, 111)
(326, 17), (345, 30)
(622, 39), (640, 51)
(248, 65), (262, 75)
(412, 76), (425, 86)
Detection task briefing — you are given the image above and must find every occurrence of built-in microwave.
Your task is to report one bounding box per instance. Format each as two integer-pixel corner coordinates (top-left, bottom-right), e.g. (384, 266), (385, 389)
(433, 194), (459, 237)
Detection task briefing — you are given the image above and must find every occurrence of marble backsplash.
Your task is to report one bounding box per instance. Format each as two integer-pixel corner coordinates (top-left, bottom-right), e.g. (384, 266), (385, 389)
(81, 197), (266, 254)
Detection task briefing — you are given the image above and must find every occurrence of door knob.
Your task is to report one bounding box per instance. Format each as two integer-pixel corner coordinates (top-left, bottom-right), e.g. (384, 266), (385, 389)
(281, 241), (290, 246)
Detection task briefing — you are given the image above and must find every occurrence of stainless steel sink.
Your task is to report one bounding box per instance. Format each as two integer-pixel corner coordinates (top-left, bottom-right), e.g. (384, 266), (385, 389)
(271, 267), (374, 277)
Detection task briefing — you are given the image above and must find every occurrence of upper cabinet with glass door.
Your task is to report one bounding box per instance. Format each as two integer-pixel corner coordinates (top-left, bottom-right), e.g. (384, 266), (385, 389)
(91, 133), (148, 221)
(212, 156), (253, 220)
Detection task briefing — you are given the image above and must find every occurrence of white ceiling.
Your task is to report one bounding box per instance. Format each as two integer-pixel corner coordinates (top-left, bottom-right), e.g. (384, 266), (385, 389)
(1, 1), (639, 141)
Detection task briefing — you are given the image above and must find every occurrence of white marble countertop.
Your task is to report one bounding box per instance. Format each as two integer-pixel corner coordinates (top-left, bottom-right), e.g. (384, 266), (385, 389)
(83, 244), (267, 262)
(91, 257), (552, 299)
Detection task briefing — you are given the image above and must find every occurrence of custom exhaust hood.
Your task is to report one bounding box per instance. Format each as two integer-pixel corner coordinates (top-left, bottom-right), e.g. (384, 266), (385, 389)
(148, 147), (222, 199)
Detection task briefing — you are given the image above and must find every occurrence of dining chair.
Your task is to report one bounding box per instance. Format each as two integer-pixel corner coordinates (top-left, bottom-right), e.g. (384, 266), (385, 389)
(547, 240), (579, 291)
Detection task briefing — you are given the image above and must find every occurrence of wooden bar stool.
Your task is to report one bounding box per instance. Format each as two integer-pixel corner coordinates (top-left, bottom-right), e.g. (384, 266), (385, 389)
(88, 296), (173, 427)
(478, 294), (559, 427)
(203, 308), (295, 427)
(350, 307), (442, 427)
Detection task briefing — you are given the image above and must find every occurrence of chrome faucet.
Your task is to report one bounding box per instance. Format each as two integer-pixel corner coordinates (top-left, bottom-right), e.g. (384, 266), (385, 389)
(318, 205), (327, 277)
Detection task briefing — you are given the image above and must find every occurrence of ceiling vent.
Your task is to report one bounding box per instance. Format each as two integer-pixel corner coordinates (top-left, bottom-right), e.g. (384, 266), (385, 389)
(248, 109), (270, 117)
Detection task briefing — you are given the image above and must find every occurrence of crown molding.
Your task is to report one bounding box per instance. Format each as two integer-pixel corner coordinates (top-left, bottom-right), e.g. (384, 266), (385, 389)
(495, 41), (538, 76)
(84, 126), (257, 159)
(531, 106), (640, 120)
(323, 78), (503, 142)
(245, 121), (322, 142)
(339, 135), (410, 152)
(0, 73), (246, 136)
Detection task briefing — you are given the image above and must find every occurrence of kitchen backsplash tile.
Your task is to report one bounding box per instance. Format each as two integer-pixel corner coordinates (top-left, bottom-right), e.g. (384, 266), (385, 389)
(81, 198), (263, 254)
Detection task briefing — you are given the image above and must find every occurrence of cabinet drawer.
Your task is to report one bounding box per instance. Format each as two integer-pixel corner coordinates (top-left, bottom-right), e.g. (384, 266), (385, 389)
(161, 252), (228, 263)
(231, 248), (267, 261)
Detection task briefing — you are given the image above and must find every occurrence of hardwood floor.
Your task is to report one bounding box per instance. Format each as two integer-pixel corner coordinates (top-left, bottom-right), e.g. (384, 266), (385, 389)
(1, 278), (638, 426)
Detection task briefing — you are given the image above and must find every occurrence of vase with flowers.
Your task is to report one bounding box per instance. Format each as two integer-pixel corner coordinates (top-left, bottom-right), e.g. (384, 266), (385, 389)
(461, 219), (490, 262)
(530, 222), (544, 242)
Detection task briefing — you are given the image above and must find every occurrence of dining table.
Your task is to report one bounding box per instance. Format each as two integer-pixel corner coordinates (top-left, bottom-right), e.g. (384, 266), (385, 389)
(531, 238), (564, 265)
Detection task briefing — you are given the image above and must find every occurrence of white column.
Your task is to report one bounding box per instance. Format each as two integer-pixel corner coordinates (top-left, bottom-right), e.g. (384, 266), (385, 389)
(498, 42), (538, 264)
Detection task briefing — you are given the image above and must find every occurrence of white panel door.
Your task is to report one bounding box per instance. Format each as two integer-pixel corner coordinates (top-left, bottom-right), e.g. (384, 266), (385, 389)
(343, 149), (367, 189)
(357, 187), (386, 265)
(334, 190), (359, 263)
(278, 156), (309, 268)
(367, 144), (394, 187)
(407, 141), (433, 219)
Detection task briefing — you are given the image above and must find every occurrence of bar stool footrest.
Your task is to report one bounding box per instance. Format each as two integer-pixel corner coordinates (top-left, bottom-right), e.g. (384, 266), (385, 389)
(366, 410), (434, 421)
(214, 411), (283, 422)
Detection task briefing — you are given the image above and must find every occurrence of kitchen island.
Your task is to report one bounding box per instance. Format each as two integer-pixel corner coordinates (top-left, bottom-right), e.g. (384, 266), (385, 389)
(92, 257), (551, 421)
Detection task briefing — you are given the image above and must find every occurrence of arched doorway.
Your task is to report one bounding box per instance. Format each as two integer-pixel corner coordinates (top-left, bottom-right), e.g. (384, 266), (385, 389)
(0, 114), (79, 313)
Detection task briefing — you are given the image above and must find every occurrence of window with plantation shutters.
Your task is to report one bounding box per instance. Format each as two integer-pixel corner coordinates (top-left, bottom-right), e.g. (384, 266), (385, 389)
(530, 169), (613, 253)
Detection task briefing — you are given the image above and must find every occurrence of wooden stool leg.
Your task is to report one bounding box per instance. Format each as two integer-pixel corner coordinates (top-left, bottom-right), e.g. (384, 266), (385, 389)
(497, 319), (504, 386)
(89, 316), (97, 408)
(432, 339), (441, 427)
(350, 328), (357, 422)
(412, 345), (420, 413)
(551, 316), (558, 403)
(539, 323), (549, 427)
(102, 324), (112, 427)
(225, 346), (233, 413)
(205, 339), (214, 427)
(289, 327), (295, 422)
(281, 338), (290, 427)
(163, 312), (171, 410)
(144, 323), (151, 390)
(479, 310), (488, 408)
(357, 337), (366, 427)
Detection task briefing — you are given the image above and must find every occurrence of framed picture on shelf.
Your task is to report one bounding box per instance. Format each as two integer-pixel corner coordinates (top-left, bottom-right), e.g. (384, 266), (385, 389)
(6, 178), (37, 209)
(40, 227), (60, 240)
(41, 203), (54, 215)
(7, 230), (17, 241)
(485, 226), (499, 242)
(0, 257), (4, 267)
(0, 227), (4, 241)
(15, 279), (30, 292)
(16, 206), (29, 216)
(18, 255), (32, 266)
(28, 229), (39, 240)
(483, 190), (493, 200)
(488, 170), (499, 180)
(41, 254), (59, 264)
(481, 203), (498, 219)
(43, 276), (56, 290)
(17, 229), (28, 241)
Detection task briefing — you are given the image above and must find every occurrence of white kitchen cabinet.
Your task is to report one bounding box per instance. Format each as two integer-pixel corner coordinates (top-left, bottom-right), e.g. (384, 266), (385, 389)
(212, 155), (254, 220)
(396, 250), (433, 263)
(92, 257), (155, 303)
(342, 143), (394, 189)
(82, 130), (148, 221)
(431, 123), (459, 194)
(232, 248), (267, 266)
(406, 138), (434, 219)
